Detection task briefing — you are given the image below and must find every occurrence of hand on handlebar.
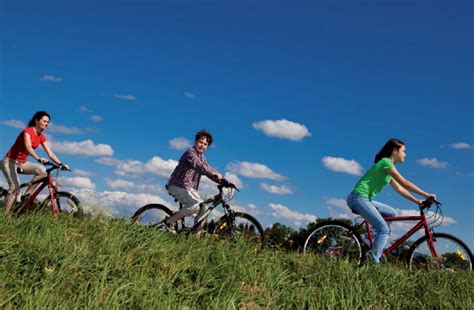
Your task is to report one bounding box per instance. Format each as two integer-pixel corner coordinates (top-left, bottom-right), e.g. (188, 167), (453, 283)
(59, 163), (70, 171)
(212, 173), (223, 182)
(38, 157), (49, 165)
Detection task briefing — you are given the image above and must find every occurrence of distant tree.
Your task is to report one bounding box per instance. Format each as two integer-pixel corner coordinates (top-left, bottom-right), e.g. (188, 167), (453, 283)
(264, 223), (295, 249)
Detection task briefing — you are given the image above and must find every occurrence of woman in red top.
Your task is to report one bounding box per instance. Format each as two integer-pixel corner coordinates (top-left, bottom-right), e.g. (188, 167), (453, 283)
(1, 111), (69, 215)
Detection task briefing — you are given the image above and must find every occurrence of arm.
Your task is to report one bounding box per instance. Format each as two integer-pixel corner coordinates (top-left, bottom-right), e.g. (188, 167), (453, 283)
(40, 141), (62, 165)
(183, 149), (222, 182)
(386, 166), (436, 201)
(390, 178), (422, 205)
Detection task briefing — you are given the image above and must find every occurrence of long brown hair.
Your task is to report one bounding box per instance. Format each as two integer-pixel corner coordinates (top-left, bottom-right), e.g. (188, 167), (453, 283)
(28, 111), (50, 127)
(374, 139), (405, 163)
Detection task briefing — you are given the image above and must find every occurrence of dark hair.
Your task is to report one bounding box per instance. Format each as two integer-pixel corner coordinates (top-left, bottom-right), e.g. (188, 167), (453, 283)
(374, 138), (405, 163)
(195, 129), (213, 146)
(28, 111), (51, 127)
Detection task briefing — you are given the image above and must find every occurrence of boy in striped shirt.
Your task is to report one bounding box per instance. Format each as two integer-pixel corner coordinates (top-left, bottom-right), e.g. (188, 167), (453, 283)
(165, 129), (222, 232)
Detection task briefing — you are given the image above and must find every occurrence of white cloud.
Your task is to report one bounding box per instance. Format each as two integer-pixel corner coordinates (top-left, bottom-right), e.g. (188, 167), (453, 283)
(169, 137), (192, 150)
(73, 169), (93, 177)
(0, 119), (25, 129)
(79, 106), (92, 113)
(252, 119), (311, 141)
(90, 114), (103, 122)
(114, 94), (137, 101)
(95, 157), (122, 166)
(417, 158), (448, 169)
(456, 171), (474, 177)
(74, 189), (171, 218)
(184, 92), (197, 100)
(228, 202), (263, 216)
(41, 74), (62, 82)
(260, 183), (292, 195)
(104, 177), (163, 194)
(51, 140), (114, 157)
(449, 142), (473, 149)
(269, 203), (317, 226)
(325, 197), (355, 220)
(227, 161), (285, 181)
(115, 156), (178, 178)
(49, 123), (84, 135)
(224, 172), (244, 189)
(59, 176), (96, 190)
(322, 156), (363, 176)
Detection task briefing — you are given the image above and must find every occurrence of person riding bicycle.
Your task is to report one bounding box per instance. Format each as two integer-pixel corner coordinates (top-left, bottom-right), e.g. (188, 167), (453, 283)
(346, 138), (436, 263)
(164, 129), (223, 233)
(1, 111), (69, 215)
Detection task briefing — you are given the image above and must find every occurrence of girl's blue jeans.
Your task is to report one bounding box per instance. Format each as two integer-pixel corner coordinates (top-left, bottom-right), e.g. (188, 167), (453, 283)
(346, 192), (397, 263)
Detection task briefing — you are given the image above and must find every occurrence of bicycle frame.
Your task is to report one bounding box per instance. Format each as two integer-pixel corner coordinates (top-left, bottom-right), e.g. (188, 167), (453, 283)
(17, 170), (61, 217)
(363, 210), (439, 259)
(191, 191), (233, 231)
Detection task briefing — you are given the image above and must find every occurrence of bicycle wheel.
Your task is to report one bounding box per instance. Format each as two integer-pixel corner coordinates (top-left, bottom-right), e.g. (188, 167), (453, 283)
(42, 191), (83, 217)
(303, 221), (363, 264)
(131, 204), (183, 232)
(213, 212), (264, 247)
(408, 232), (473, 271)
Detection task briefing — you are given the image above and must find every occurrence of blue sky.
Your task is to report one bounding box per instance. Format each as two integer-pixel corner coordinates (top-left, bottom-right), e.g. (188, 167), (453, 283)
(1, 1), (473, 247)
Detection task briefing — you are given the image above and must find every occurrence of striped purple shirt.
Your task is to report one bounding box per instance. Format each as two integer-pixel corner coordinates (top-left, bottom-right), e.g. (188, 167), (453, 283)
(167, 147), (217, 190)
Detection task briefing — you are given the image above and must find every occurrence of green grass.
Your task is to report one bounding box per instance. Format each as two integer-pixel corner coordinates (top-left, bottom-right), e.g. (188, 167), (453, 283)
(1, 210), (472, 309)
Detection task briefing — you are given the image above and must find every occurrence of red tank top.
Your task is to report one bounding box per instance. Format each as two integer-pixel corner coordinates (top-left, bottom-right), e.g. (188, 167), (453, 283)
(5, 127), (46, 163)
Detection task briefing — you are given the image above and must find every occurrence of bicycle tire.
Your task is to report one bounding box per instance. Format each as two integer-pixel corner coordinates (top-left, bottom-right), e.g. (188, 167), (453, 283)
(212, 212), (264, 247)
(41, 191), (83, 217)
(408, 232), (473, 271)
(131, 204), (183, 232)
(303, 220), (364, 264)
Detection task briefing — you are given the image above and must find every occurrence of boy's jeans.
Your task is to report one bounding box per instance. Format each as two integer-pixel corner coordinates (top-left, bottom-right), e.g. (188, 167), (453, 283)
(346, 192), (397, 263)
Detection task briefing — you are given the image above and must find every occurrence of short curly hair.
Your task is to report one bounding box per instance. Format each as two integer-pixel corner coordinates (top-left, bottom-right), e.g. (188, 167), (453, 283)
(195, 129), (213, 146)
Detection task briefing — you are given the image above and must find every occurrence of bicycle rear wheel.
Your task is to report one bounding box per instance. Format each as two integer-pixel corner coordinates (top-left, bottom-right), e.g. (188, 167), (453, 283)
(42, 191), (83, 217)
(131, 204), (182, 232)
(213, 212), (264, 247)
(408, 232), (473, 271)
(303, 221), (363, 264)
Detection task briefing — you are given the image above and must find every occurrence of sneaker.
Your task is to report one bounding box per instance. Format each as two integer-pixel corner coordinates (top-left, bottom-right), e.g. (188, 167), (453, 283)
(162, 220), (177, 235)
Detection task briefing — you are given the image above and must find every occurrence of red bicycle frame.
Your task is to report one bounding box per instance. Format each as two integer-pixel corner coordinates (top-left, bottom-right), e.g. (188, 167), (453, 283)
(18, 173), (61, 217)
(364, 212), (440, 259)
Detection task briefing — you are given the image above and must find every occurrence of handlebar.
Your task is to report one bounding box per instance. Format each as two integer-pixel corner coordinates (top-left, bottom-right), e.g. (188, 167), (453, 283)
(420, 198), (441, 210)
(44, 161), (70, 172)
(218, 178), (239, 192)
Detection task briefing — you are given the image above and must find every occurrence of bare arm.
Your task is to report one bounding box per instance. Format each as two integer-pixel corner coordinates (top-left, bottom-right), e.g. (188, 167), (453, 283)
(41, 141), (62, 164)
(390, 178), (422, 205)
(386, 166), (436, 201)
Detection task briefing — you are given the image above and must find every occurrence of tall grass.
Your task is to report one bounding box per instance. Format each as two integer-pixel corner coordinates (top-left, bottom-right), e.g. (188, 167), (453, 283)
(1, 210), (472, 308)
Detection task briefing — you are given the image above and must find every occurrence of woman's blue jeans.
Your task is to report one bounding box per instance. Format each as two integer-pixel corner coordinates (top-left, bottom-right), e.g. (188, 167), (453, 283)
(346, 192), (397, 263)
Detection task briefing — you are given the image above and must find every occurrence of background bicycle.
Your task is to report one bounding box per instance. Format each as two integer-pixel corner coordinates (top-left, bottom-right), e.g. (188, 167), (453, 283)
(131, 178), (264, 246)
(303, 199), (472, 271)
(0, 161), (82, 217)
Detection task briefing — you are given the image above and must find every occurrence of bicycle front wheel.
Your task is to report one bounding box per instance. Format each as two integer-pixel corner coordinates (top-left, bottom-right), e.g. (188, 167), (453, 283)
(213, 212), (264, 247)
(131, 204), (182, 232)
(303, 221), (363, 264)
(408, 232), (473, 271)
(42, 191), (83, 217)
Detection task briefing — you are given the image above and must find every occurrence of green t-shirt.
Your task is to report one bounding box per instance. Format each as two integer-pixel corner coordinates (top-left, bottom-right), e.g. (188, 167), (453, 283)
(353, 157), (394, 200)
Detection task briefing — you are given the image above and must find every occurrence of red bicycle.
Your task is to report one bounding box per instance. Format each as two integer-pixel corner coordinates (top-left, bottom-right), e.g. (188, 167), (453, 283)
(0, 162), (82, 217)
(303, 199), (472, 271)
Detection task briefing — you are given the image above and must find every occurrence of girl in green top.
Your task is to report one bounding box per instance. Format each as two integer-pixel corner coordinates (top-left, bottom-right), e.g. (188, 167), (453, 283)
(346, 138), (436, 263)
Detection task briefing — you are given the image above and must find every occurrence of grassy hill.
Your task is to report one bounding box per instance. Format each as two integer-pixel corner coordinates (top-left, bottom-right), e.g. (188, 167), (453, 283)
(1, 210), (472, 308)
